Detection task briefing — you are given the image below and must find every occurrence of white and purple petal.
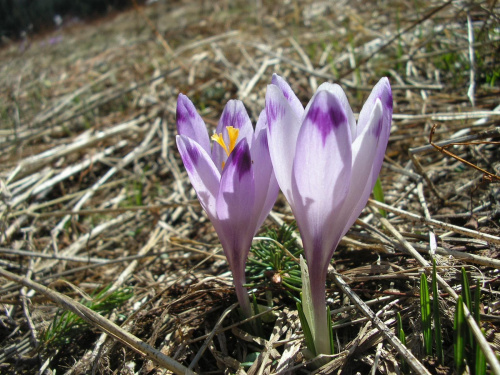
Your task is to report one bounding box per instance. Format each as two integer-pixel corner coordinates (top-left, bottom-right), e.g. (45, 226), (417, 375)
(357, 77), (392, 138)
(338, 99), (385, 238)
(176, 94), (211, 154)
(308, 82), (356, 139)
(290, 90), (352, 267)
(176, 135), (221, 221)
(265, 84), (302, 204)
(216, 139), (256, 265)
(271, 73), (305, 119)
(212, 100), (254, 172)
(251, 110), (279, 231)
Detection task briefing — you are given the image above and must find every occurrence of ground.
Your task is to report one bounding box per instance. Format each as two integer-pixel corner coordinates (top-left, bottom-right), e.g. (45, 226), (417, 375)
(0, 0), (499, 374)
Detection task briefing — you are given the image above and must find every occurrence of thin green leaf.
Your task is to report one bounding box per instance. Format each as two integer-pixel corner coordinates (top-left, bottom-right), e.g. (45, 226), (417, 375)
(461, 268), (474, 363)
(327, 305), (334, 355)
(432, 259), (444, 364)
(373, 177), (387, 217)
(297, 300), (316, 357)
(475, 329), (487, 375)
(420, 273), (432, 356)
(396, 312), (409, 373)
(455, 295), (466, 374)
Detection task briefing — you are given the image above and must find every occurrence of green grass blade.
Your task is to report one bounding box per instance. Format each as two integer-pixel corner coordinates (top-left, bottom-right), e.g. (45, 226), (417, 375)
(432, 259), (444, 364)
(372, 177), (387, 217)
(461, 267), (474, 365)
(396, 312), (409, 373)
(454, 296), (466, 374)
(297, 300), (316, 357)
(475, 329), (487, 375)
(473, 279), (481, 323)
(420, 273), (432, 356)
(327, 305), (334, 355)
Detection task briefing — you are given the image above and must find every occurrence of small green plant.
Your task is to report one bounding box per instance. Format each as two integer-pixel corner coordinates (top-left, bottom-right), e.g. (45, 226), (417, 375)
(420, 272), (432, 356)
(372, 177), (386, 217)
(432, 260), (444, 364)
(454, 295), (466, 374)
(247, 223), (303, 301)
(43, 285), (133, 346)
(396, 312), (409, 373)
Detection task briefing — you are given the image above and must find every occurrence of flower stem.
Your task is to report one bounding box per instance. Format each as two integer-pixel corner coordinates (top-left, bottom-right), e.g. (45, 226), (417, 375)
(234, 271), (252, 319)
(309, 267), (332, 355)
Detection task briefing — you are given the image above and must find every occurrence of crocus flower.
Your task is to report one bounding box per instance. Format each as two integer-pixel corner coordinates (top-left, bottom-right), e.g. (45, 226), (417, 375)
(176, 94), (279, 318)
(265, 74), (392, 354)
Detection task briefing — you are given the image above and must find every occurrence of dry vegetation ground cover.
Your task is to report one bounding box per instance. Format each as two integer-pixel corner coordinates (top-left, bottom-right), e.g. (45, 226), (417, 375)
(0, 0), (499, 374)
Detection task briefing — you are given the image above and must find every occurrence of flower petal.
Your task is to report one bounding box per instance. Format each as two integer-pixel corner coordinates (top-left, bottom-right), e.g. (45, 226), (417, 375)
(271, 73), (304, 119)
(176, 94), (211, 154)
(251, 110), (279, 231)
(265, 83), (302, 204)
(176, 135), (221, 221)
(291, 90), (352, 268)
(211, 100), (254, 172)
(357, 77), (392, 139)
(216, 139), (256, 265)
(308, 82), (356, 139)
(338, 99), (387, 238)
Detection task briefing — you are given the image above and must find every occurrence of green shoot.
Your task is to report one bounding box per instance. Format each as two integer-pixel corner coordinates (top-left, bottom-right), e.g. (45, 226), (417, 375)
(247, 223), (303, 301)
(475, 329), (487, 375)
(297, 299), (316, 357)
(372, 177), (387, 217)
(43, 285), (133, 346)
(432, 259), (444, 364)
(396, 312), (408, 373)
(420, 273), (432, 356)
(454, 295), (466, 374)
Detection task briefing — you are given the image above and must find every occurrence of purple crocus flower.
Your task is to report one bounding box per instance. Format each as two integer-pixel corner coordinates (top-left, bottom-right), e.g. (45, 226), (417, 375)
(265, 74), (392, 354)
(176, 94), (279, 318)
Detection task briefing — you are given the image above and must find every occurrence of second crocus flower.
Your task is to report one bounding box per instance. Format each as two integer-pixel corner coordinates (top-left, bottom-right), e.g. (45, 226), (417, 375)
(176, 94), (279, 318)
(265, 74), (392, 354)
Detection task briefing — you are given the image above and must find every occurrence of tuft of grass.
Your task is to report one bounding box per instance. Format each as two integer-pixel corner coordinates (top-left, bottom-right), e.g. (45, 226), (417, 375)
(420, 272), (432, 356)
(432, 259), (444, 364)
(396, 312), (409, 373)
(43, 285), (133, 346)
(247, 223), (303, 301)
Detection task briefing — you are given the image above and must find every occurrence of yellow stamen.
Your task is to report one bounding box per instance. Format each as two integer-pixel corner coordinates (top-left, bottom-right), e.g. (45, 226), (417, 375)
(211, 133), (230, 156)
(211, 126), (240, 169)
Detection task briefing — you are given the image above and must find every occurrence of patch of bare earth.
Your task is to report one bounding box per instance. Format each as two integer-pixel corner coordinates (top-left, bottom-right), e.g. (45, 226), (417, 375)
(0, 0), (499, 374)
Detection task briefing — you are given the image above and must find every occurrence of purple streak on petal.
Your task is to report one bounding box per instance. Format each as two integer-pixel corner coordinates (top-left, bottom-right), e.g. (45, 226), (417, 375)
(265, 84), (302, 205)
(231, 141), (252, 180)
(252, 110), (279, 233)
(304, 91), (347, 146)
(216, 139), (256, 277)
(266, 99), (286, 126)
(213, 100), (254, 172)
(357, 77), (392, 137)
(312, 82), (356, 139)
(176, 135), (221, 221)
(337, 99), (388, 239)
(176, 94), (211, 154)
(271, 74), (304, 118)
(291, 90), (352, 269)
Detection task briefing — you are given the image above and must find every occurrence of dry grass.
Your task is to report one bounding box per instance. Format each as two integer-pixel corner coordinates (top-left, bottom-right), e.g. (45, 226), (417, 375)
(0, 0), (499, 374)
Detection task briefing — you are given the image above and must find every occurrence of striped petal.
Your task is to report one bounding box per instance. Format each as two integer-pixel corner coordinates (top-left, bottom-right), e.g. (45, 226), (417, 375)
(338, 99), (386, 238)
(357, 77), (392, 140)
(176, 135), (221, 221)
(271, 73), (304, 119)
(212, 100), (254, 172)
(176, 94), (211, 154)
(251, 110), (279, 231)
(216, 139), (256, 265)
(265, 83), (302, 205)
(291, 90), (352, 268)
